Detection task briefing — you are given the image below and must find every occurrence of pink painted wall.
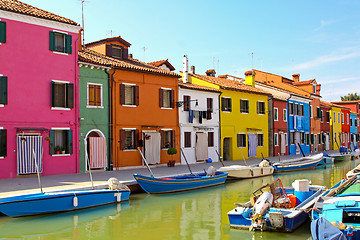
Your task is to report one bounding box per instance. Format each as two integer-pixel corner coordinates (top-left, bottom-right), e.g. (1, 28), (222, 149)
(0, 18), (79, 179)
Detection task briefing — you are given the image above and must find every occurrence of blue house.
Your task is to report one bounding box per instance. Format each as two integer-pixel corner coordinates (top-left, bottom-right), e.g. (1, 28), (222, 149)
(350, 112), (358, 149)
(287, 96), (312, 155)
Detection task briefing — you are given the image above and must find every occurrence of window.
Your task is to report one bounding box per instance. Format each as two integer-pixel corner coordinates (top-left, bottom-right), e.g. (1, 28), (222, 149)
(49, 129), (73, 155)
(257, 133), (264, 147)
(120, 84), (139, 106)
(161, 130), (175, 148)
(184, 132), (191, 148)
(221, 97), (232, 112)
(289, 103), (294, 115)
(207, 98), (213, 120)
(338, 113), (341, 123)
(237, 133), (246, 147)
(274, 133), (278, 146)
(0, 76), (7, 105)
(49, 31), (72, 54)
(106, 44), (124, 59)
(313, 85), (316, 94)
(290, 132), (295, 145)
(274, 108), (278, 121)
(294, 104), (299, 116)
(0, 20), (6, 43)
(306, 133), (310, 145)
(317, 107), (322, 119)
(326, 111), (330, 123)
(51, 81), (74, 109)
(285, 133), (288, 146)
(311, 134), (314, 144)
(240, 99), (249, 113)
(257, 101), (265, 115)
(347, 114), (349, 125)
(208, 132), (214, 147)
(355, 118), (358, 127)
(321, 110), (323, 122)
(310, 105), (313, 118)
(351, 118), (353, 127)
(87, 83), (102, 107)
(120, 129), (138, 150)
(159, 88), (174, 108)
(283, 109), (287, 122)
(342, 113), (344, 124)
(300, 105), (304, 116)
(301, 132), (305, 144)
(335, 132), (337, 143)
(183, 95), (190, 111)
(318, 134), (322, 144)
(333, 112), (336, 123)
(0, 129), (6, 157)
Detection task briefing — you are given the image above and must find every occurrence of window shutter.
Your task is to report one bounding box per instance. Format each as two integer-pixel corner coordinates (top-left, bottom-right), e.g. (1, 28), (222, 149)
(123, 47), (128, 59)
(66, 130), (73, 154)
(106, 44), (113, 57)
(120, 130), (125, 150)
(120, 84), (125, 105)
(49, 31), (55, 51)
(159, 88), (164, 107)
(134, 85), (139, 106)
(135, 129), (139, 148)
(160, 130), (165, 148)
(171, 130), (175, 148)
(49, 130), (55, 155)
(88, 85), (94, 105)
(0, 21), (6, 43)
(184, 95), (190, 111)
(170, 90), (175, 108)
(66, 83), (74, 108)
(95, 85), (101, 106)
(228, 98), (232, 112)
(221, 98), (225, 111)
(65, 34), (72, 54)
(51, 81), (55, 107)
(0, 76), (8, 105)
(0, 130), (7, 157)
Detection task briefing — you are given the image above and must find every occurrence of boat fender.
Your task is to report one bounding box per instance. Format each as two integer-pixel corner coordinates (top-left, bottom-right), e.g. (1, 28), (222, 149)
(250, 169), (254, 177)
(73, 194), (78, 207)
(116, 191), (122, 202)
(346, 226), (354, 237)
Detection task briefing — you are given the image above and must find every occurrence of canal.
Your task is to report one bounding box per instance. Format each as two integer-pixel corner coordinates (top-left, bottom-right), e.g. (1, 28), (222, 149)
(0, 159), (359, 240)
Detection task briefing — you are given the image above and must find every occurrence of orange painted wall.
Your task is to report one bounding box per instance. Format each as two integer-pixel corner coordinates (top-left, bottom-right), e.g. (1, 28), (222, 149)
(310, 98), (322, 151)
(87, 44), (106, 55)
(111, 69), (180, 168)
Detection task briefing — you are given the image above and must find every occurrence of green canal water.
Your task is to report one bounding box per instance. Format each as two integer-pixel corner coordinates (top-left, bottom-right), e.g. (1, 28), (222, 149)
(0, 159), (359, 240)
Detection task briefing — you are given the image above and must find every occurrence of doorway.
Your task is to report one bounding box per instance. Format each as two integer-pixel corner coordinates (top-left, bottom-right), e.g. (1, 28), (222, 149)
(195, 132), (208, 161)
(86, 130), (107, 170)
(280, 133), (286, 155)
(144, 132), (161, 164)
(223, 138), (231, 161)
(295, 132), (301, 154)
(16, 135), (43, 175)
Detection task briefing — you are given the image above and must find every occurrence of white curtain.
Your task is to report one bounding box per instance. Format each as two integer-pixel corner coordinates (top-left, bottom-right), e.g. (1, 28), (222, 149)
(195, 132), (208, 161)
(145, 132), (161, 164)
(280, 133), (286, 155)
(325, 134), (330, 151)
(248, 133), (257, 157)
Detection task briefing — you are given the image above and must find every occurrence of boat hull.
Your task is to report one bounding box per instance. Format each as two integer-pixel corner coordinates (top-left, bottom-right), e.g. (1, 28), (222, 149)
(0, 189), (130, 217)
(133, 172), (228, 194)
(331, 154), (351, 162)
(318, 157), (335, 165)
(217, 165), (274, 179)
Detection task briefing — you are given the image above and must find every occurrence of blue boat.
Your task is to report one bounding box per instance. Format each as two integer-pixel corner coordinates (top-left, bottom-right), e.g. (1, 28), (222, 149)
(133, 171), (228, 194)
(273, 153), (323, 172)
(318, 156), (335, 165)
(0, 188), (130, 217)
(228, 178), (325, 232)
(311, 175), (360, 239)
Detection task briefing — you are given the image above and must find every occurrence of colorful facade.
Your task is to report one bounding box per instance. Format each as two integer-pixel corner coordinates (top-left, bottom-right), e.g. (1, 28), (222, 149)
(340, 108), (351, 149)
(0, 1), (81, 178)
(330, 105), (342, 150)
(350, 112), (358, 149)
(320, 101), (331, 151)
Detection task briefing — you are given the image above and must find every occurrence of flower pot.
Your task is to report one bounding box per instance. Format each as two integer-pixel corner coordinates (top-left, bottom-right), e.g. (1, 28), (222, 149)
(56, 151), (60, 154)
(167, 160), (175, 167)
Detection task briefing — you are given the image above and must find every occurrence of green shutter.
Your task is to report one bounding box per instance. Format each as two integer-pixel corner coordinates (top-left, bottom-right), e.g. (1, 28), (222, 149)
(0, 130), (6, 157)
(49, 130), (55, 155)
(221, 98), (225, 111)
(66, 130), (73, 154)
(65, 34), (72, 54)
(49, 31), (55, 51)
(0, 76), (7, 105)
(0, 21), (6, 43)
(66, 83), (74, 108)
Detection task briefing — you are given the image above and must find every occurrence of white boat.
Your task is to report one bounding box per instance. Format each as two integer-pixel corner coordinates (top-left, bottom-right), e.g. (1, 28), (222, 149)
(351, 149), (360, 160)
(346, 164), (360, 179)
(218, 160), (274, 179)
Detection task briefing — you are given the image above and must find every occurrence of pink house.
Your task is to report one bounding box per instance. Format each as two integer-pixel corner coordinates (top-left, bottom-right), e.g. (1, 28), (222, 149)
(0, 0), (81, 179)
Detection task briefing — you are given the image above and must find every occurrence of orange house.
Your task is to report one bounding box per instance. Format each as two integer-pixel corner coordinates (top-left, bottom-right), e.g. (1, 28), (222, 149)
(86, 36), (181, 168)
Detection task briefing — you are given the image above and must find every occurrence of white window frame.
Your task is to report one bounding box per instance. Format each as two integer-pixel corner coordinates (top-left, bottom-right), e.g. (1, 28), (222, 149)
(51, 80), (71, 111)
(122, 128), (137, 151)
(237, 133), (246, 148)
(52, 30), (69, 56)
(222, 96), (232, 113)
(274, 107), (278, 121)
(161, 87), (173, 110)
(283, 109), (287, 122)
(285, 133), (288, 146)
(347, 114), (349, 125)
(240, 99), (249, 114)
(257, 133), (264, 147)
(122, 83), (137, 107)
(87, 82), (103, 108)
(257, 101), (265, 115)
(310, 105), (313, 118)
(300, 104), (304, 116)
(274, 133), (278, 146)
(51, 127), (71, 156)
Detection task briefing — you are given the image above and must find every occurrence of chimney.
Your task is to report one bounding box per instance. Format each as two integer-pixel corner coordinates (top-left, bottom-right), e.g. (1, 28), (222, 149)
(244, 70), (255, 87)
(292, 73), (300, 82)
(128, 53), (133, 59)
(183, 55), (188, 83)
(316, 84), (321, 95)
(190, 65), (195, 74)
(205, 69), (216, 77)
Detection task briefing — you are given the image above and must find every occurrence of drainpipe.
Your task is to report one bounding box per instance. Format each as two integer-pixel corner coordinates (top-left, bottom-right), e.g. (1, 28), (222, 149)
(74, 36), (80, 173)
(105, 69), (115, 171)
(268, 96), (273, 157)
(286, 94), (292, 155)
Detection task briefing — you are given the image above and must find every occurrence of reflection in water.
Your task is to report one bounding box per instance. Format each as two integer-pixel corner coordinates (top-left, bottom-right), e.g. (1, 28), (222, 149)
(0, 159), (359, 240)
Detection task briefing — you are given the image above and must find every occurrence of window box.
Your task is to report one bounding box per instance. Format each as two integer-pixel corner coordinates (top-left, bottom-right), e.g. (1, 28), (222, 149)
(120, 129), (139, 150)
(161, 130), (175, 149)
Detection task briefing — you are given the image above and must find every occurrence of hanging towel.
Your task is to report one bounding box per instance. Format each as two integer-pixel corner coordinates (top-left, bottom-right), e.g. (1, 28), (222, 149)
(248, 133), (257, 157)
(199, 111), (203, 124)
(294, 116), (297, 130)
(296, 116), (302, 129)
(89, 137), (107, 169)
(188, 110), (194, 123)
(17, 136), (43, 174)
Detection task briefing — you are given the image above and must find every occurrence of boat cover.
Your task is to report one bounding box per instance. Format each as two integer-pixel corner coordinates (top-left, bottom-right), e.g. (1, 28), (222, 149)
(311, 217), (346, 240)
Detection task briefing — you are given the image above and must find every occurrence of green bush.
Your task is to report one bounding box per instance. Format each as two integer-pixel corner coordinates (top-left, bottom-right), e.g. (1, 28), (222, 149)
(167, 147), (177, 155)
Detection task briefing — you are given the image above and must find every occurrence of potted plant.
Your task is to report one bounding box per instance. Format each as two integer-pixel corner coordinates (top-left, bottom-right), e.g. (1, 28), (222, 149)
(44, 136), (51, 141)
(167, 147), (177, 167)
(55, 146), (61, 154)
(61, 147), (66, 154)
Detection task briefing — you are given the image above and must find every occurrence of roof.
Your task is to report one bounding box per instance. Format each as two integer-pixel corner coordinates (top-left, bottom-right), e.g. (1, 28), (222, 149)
(0, 0), (79, 26)
(78, 49), (180, 78)
(331, 103), (351, 110)
(331, 100), (360, 104)
(292, 79), (317, 86)
(148, 59), (175, 71)
(320, 100), (332, 108)
(179, 81), (221, 94)
(86, 36), (131, 48)
(189, 73), (271, 96)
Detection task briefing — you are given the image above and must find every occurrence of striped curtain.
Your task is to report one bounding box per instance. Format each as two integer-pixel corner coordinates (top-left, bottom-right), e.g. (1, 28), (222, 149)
(17, 136), (43, 174)
(89, 137), (107, 169)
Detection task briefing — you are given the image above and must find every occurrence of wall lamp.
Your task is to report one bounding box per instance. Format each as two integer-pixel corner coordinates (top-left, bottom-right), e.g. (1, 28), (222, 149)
(176, 99), (198, 108)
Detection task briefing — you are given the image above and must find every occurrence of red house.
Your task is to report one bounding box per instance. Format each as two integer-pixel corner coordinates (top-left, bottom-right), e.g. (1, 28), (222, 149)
(273, 98), (288, 156)
(320, 101), (331, 151)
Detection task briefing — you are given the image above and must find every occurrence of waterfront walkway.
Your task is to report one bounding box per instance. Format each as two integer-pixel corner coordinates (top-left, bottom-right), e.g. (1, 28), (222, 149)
(0, 151), (337, 198)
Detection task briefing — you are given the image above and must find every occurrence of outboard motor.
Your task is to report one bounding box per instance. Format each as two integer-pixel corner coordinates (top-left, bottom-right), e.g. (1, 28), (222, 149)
(250, 191), (273, 231)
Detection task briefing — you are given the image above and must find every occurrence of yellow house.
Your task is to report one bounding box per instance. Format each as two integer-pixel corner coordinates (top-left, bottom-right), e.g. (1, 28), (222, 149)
(330, 105), (342, 150)
(187, 70), (271, 160)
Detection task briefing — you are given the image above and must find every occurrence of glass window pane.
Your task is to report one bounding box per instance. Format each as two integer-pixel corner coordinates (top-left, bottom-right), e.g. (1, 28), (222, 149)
(54, 83), (66, 107)
(54, 33), (65, 52)
(125, 86), (134, 105)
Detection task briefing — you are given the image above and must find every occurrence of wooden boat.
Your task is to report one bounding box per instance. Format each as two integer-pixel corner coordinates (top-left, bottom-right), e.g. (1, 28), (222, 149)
(311, 175), (360, 239)
(324, 152), (351, 162)
(0, 187), (130, 217)
(228, 178), (325, 232)
(133, 171), (228, 194)
(217, 165), (274, 179)
(273, 153), (323, 172)
(317, 156), (335, 165)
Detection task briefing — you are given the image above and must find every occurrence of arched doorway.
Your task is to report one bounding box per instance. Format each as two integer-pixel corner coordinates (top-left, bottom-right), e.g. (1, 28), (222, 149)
(85, 129), (107, 171)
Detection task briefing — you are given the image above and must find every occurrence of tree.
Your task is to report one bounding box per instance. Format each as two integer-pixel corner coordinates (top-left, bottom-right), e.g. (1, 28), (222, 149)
(340, 93), (360, 101)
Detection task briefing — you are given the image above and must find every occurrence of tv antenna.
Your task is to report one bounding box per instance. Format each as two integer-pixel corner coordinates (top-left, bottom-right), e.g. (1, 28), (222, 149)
(106, 30), (113, 37)
(79, 0), (88, 46)
(249, 52), (254, 69)
(142, 47), (148, 61)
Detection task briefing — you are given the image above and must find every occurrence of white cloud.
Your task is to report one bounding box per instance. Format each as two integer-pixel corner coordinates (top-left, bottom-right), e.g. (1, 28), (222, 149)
(319, 76), (360, 84)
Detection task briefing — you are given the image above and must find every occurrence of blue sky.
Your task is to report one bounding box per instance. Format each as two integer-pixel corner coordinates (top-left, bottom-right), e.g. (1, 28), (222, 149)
(23, 0), (360, 102)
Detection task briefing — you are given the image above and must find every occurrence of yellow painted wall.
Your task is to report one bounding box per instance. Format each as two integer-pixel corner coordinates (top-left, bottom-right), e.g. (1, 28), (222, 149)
(330, 106), (342, 150)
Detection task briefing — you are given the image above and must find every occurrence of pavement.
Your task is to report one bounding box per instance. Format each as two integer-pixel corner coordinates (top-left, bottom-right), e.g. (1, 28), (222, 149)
(0, 150), (338, 198)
